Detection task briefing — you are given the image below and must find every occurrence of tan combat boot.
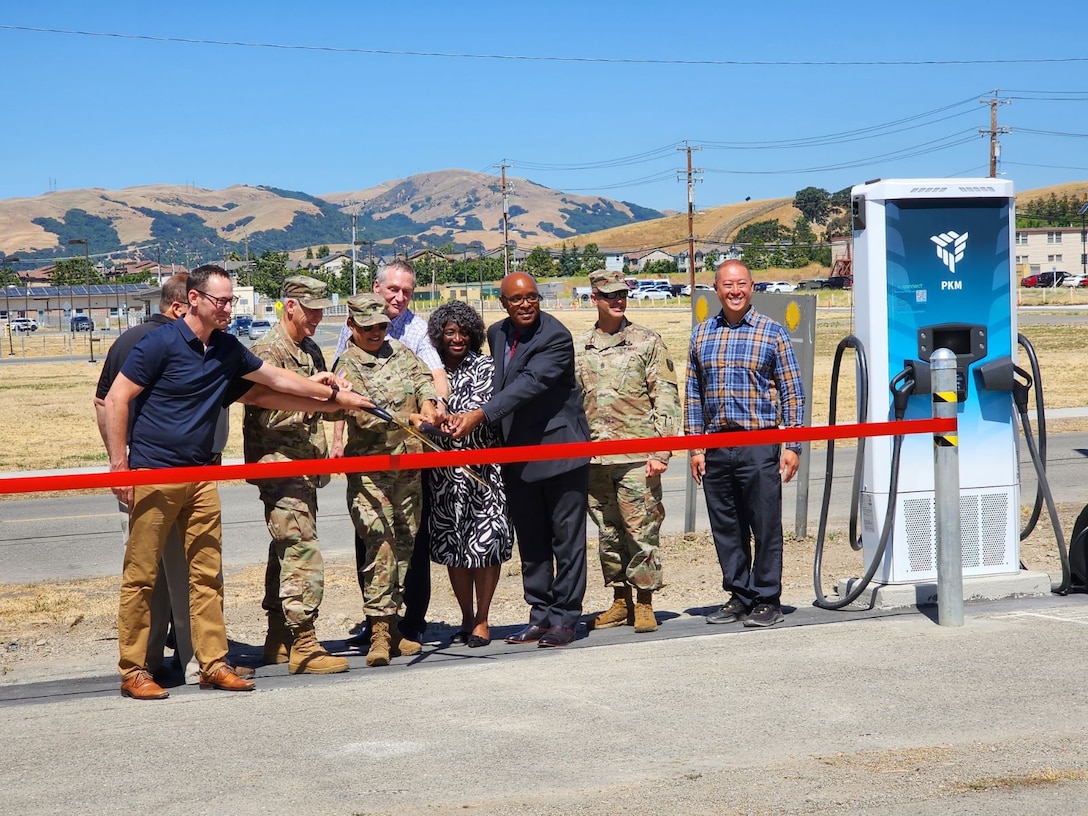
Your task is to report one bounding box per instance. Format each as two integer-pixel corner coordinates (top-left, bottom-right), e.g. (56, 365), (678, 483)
(390, 619), (422, 657)
(366, 617), (391, 667)
(288, 622), (349, 675)
(262, 609), (292, 665)
(591, 586), (633, 630)
(633, 589), (657, 633)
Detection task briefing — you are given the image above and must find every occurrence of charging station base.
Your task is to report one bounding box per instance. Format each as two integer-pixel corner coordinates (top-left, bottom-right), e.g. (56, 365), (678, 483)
(835, 571), (1052, 610)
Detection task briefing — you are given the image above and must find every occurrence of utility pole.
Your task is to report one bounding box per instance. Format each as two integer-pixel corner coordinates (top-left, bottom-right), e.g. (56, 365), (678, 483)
(346, 200), (361, 295)
(677, 142), (703, 296)
(979, 91), (1011, 178)
(497, 162), (511, 277)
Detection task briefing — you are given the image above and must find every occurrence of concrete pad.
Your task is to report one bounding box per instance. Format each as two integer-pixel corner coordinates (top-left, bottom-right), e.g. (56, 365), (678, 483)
(837, 569), (1053, 609)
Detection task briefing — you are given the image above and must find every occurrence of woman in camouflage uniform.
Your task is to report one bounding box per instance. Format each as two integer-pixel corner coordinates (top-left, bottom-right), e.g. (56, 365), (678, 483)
(333, 294), (439, 667)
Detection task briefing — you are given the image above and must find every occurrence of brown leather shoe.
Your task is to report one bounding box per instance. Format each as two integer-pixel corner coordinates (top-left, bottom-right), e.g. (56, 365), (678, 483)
(198, 664), (256, 692)
(120, 670), (170, 700)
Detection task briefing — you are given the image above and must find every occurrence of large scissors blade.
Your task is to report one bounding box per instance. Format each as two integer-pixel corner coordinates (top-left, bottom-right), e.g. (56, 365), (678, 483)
(363, 405), (491, 490)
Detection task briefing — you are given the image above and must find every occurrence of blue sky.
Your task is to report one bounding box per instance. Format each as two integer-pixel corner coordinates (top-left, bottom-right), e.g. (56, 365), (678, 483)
(2, 2), (1087, 212)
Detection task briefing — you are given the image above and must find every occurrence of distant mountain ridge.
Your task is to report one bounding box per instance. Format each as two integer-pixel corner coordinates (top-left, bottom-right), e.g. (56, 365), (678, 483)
(0, 169), (663, 259)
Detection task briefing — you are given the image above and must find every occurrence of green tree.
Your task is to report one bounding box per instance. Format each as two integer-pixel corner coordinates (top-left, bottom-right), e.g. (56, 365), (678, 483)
(742, 239), (770, 270)
(316, 245), (330, 259)
(249, 250), (290, 298)
(580, 243), (605, 274)
(51, 258), (101, 287)
(523, 246), (557, 278)
(793, 186), (831, 224)
(642, 258), (678, 277)
(703, 249), (720, 274)
(305, 247), (314, 260)
(735, 220), (782, 245)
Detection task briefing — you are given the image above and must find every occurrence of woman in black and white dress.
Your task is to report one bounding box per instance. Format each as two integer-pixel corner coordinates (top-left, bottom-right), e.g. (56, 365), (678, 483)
(427, 301), (512, 647)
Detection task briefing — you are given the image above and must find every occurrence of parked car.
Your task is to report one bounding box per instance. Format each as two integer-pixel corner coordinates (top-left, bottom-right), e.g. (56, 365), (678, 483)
(797, 278), (830, 290)
(229, 315), (254, 336)
(1021, 271), (1067, 288)
(825, 276), (853, 289)
(70, 315), (94, 332)
(1061, 273), (1088, 287)
(680, 283), (714, 296)
(10, 317), (38, 332)
(248, 319), (272, 340)
(629, 285), (673, 301)
(762, 281), (797, 293)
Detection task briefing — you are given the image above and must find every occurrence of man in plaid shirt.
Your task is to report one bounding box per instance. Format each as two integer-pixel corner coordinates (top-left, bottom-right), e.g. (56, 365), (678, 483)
(685, 259), (805, 628)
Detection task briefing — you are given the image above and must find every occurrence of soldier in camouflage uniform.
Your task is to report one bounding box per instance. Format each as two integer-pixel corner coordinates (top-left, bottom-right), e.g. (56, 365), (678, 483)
(575, 268), (681, 633)
(244, 276), (348, 674)
(333, 294), (439, 667)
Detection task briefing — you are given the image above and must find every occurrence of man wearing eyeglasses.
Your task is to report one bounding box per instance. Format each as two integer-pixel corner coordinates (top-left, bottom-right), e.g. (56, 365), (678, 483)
(449, 272), (591, 648)
(575, 269), (680, 635)
(104, 264), (373, 700)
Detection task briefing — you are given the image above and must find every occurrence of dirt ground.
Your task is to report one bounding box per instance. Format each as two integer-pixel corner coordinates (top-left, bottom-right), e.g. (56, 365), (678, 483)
(0, 506), (1073, 685)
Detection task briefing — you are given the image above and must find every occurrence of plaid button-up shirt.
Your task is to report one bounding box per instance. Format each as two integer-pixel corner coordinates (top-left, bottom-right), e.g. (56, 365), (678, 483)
(684, 306), (805, 453)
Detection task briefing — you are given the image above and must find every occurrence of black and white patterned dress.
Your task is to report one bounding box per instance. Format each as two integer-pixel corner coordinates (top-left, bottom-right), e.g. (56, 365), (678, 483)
(427, 351), (513, 568)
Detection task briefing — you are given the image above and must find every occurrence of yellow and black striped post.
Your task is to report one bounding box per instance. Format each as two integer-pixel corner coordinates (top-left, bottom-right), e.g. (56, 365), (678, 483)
(931, 348), (963, 625)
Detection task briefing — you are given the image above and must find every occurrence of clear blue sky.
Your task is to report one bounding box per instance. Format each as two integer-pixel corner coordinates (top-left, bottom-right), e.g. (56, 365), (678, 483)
(2, 2), (1087, 212)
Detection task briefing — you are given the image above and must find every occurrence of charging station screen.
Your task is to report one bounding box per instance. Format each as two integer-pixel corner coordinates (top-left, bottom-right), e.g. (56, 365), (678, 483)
(884, 198), (1012, 409)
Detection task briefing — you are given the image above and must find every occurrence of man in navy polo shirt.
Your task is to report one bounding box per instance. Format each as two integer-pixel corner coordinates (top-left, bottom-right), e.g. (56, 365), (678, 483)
(104, 264), (372, 700)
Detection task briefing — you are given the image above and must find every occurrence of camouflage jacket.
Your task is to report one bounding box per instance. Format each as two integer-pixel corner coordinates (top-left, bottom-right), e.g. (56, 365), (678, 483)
(333, 338), (437, 459)
(575, 319), (681, 465)
(243, 321), (329, 486)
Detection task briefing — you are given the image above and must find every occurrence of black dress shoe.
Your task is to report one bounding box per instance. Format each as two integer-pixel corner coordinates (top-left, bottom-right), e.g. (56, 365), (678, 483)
(537, 625), (576, 648)
(504, 623), (549, 644)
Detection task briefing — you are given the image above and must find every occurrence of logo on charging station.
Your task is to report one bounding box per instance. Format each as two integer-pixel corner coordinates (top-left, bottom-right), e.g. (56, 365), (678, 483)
(930, 230), (968, 289)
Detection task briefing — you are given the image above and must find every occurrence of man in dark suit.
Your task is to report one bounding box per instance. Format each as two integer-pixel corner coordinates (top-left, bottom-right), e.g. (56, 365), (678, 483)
(449, 272), (591, 647)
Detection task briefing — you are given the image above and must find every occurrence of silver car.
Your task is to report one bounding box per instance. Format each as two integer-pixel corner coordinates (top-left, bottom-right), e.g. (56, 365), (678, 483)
(248, 320), (272, 340)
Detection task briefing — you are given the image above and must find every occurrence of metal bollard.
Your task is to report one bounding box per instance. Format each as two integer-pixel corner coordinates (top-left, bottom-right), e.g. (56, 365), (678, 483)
(931, 348), (963, 625)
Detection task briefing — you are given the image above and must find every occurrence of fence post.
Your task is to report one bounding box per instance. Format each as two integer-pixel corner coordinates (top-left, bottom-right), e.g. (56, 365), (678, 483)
(931, 347), (963, 626)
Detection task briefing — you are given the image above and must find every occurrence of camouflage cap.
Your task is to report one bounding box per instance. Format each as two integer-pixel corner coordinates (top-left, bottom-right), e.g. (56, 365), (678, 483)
(347, 294), (390, 328)
(281, 275), (334, 309)
(589, 268), (629, 294)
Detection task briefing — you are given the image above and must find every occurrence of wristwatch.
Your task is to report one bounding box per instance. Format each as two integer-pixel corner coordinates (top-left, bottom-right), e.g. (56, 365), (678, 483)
(327, 384), (340, 403)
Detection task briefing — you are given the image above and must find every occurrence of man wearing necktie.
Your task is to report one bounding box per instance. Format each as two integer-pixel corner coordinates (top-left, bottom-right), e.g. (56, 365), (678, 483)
(448, 272), (591, 648)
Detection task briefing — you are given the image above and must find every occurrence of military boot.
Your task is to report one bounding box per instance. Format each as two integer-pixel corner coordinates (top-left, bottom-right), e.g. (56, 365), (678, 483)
(262, 609), (292, 665)
(288, 622), (349, 675)
(390, 620), (422, 658)
(591, 586), (633, 630)
(366, 617), (391, 667)
(633, 589), (658, 633)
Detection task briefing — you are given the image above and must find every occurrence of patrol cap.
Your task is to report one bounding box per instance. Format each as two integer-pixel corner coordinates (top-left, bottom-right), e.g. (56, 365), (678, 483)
(347, 294), (390, 328)
(589, 269), (629, 294)
(281, 276), (334, 309)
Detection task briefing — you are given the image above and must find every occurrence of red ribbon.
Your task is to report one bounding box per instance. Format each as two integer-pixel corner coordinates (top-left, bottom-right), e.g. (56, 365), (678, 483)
(0, 418), (954, 496)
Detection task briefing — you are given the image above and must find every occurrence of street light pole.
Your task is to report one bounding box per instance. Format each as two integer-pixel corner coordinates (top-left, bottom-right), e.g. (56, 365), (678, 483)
(68, 239), (94, 363)
(1078, 202), (1088, 279)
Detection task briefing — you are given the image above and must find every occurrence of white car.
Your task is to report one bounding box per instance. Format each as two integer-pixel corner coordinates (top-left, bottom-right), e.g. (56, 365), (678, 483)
(248, 320), (272, 340)
(765, 281), (797, 293)
(630, 287), (672, 301)
(1062, 273), (1087, 287)
(10, 317), (38, 332)
(680, 283), (714, 296)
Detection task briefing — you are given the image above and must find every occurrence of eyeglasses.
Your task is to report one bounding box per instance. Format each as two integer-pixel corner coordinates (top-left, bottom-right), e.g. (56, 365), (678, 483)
(596, 290), (628, 301)
(503, 292), (541, 306)
(195, 290), (239, 310)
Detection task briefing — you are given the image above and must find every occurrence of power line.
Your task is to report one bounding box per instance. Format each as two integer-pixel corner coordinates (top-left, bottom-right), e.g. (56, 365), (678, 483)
(4, 25), (1088, 66)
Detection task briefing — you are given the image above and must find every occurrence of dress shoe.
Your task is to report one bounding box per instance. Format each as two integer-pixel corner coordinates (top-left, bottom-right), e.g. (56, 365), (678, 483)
(120, 670), (169, 700)
(537, 625), (576, 648)
(504, 623), (549, 644)
(229, 663), (256, 680)
(198, 664), (256, 692)
(467, 634), (491, 648)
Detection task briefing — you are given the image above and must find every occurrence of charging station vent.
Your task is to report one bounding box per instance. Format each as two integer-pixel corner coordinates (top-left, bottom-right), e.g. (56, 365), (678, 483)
(903, 497), (934, 571)
(895, 491), (1014, 579)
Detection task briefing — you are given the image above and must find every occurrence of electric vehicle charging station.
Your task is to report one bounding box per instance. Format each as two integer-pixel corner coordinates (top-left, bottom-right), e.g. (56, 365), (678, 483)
(851, 178), (1021, 586)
